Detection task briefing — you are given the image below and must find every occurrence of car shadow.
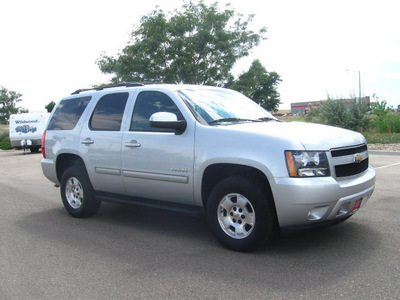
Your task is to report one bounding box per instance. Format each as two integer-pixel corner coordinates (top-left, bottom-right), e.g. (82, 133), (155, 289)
(15, 202), (381, 293)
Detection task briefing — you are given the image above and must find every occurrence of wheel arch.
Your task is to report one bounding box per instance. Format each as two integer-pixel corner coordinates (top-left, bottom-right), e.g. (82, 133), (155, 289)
(201, 163), (275, 209)
(56, 153), (87, 183)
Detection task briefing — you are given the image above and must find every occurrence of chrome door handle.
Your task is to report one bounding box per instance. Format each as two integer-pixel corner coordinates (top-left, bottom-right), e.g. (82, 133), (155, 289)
(124, 140), (141, 147)
(81, 138), (94, 145)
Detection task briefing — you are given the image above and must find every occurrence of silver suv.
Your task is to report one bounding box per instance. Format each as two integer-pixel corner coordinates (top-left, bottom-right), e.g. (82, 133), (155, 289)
(41, 84), (376, 251)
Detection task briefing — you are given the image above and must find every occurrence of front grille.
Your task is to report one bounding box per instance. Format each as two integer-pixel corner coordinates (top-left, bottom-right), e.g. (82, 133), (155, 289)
(330, 144), (369, 178)
(331, 144), (368, 157)
(335, 157), (369, 177)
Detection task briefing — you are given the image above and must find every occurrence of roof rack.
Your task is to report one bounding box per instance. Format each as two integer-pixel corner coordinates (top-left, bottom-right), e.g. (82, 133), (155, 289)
(71, 82), (146, 95)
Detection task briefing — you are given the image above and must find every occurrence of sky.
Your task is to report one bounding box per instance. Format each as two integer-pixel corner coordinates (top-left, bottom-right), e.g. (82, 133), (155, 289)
(1, 0), (399, 112)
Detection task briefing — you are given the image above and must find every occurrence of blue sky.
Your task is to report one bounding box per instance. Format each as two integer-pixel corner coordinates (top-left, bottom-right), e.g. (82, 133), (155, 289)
(1, 0), (399, 111)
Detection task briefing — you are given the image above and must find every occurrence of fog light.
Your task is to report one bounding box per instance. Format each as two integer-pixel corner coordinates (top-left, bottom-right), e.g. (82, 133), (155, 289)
(307, 206), (329, 221)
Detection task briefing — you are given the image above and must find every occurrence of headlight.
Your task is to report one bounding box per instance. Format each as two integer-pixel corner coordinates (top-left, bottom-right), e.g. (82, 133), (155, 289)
(285, 151), (330, 177)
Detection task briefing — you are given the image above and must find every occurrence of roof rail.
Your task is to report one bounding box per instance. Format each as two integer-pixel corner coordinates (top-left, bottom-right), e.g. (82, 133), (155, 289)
(71, 82), (145, 95)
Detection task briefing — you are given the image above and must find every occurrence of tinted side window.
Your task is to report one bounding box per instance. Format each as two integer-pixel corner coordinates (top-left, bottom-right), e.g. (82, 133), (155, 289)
(47, 96), (91, 130)
(130, 91), (184, 132)
(90, 93), (129, 131)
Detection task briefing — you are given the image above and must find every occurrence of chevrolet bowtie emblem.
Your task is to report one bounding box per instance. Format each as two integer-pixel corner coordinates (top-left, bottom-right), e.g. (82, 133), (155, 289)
(354, 153), (363, 163)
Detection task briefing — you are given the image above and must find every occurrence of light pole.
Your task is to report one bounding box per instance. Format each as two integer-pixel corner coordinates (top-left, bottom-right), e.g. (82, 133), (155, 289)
(347, 69), (361, 103)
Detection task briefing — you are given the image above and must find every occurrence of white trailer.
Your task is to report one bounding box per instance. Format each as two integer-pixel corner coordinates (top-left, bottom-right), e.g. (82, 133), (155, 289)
(9, 113), (50, 153)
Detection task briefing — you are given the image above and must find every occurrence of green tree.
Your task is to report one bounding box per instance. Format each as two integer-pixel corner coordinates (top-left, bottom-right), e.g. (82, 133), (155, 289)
(370, 94), (400, 133)
(0, 86), (27, 124)
(97, 1), (267, 85)
(229, 59), (281, 112)
(370, 94), (391, 118)
(45, 101), (56, 112)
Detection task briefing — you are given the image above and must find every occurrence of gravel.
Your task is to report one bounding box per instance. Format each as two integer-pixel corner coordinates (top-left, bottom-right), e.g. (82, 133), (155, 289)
(368, 143), (400, 152)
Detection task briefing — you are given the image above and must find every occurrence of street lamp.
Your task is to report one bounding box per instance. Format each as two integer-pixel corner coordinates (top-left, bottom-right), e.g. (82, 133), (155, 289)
(347, 69), (361, 102)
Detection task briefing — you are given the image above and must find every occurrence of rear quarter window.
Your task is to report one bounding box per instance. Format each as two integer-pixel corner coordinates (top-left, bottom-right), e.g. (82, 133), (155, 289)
(47, 96), (91, 130)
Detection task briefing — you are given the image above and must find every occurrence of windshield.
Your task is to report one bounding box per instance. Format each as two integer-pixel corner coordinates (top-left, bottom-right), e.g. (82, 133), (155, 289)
(178, 87), (277, 125)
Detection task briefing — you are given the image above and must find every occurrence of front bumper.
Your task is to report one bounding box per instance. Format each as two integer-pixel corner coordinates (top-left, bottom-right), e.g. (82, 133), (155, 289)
(272, 166), (376, 227)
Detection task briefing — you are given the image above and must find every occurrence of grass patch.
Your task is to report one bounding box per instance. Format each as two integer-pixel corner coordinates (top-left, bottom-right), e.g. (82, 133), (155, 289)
(363, 132), (400, 144)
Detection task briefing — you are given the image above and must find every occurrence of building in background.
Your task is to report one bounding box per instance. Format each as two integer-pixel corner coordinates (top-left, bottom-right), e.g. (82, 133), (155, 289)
(291, 96), (370, 115)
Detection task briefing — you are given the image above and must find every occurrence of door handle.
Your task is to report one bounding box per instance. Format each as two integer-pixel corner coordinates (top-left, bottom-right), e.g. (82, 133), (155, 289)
(124, 140), (141, 147)
(81, 138), (94, 145)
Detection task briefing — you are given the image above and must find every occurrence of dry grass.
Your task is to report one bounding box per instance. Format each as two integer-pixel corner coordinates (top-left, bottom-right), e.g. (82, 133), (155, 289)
(0, 124), (9, 132)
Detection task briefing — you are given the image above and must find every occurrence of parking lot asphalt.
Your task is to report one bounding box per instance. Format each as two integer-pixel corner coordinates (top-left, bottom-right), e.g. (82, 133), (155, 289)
(0, 149), (399, 299)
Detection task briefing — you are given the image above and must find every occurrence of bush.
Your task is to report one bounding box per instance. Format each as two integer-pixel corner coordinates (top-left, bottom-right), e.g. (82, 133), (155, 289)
(374, 112), (400, 133)
(0, 131), (12, 150)
(306, 98), (371, 131)
(0, 142), (12, 150)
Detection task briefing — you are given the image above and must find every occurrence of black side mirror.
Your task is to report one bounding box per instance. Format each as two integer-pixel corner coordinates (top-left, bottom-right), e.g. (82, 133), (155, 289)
(149, 112), (186, 135)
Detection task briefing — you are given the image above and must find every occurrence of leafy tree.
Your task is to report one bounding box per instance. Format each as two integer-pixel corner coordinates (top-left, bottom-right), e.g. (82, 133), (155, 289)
(229, 59), (281, 112)
(97, 1), (267, 85)
(45, 101), (56, 112)
(370, 94), (391, 118)
(370, 94), (400, 133)
(0, 86), (27, 124)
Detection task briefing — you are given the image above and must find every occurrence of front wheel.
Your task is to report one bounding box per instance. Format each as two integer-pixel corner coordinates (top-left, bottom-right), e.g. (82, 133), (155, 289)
(206, 176), (277, 251)
(60, 164), (100, 218)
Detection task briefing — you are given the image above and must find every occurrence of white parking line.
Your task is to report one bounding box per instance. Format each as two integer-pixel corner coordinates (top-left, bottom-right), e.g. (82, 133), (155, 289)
(374, 162), (400, 170)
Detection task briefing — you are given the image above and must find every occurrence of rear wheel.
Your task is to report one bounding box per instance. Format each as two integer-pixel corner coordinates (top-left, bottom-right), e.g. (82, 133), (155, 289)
(60, 164), (100, 218)
(206, 176), (277, 251)
(30, 146), (40, 153)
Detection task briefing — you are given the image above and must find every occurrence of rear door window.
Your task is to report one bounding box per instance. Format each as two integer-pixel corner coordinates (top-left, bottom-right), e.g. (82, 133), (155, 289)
(90, 93), (129, 131)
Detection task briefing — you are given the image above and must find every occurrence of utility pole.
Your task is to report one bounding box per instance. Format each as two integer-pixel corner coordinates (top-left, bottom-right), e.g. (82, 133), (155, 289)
(347, 69), (361, 103)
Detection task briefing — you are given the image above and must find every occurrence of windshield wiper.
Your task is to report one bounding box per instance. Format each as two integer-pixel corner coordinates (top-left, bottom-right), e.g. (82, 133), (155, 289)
(209, 118), (261, 125)
(257, 117), (279, 122)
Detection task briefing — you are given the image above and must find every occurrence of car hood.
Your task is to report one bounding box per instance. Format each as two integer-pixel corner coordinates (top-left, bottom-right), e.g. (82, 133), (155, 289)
(228, 121), (366, 150)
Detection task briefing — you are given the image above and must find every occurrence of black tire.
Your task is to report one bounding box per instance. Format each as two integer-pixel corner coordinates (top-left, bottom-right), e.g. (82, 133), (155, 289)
(206, 176), (277, 251)
(60, 164), (100, 218)
(30, 147), (40, 153)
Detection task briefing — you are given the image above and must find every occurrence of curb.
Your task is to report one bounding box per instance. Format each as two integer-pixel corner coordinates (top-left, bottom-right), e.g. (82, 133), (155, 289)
(369, 150), (400, 156)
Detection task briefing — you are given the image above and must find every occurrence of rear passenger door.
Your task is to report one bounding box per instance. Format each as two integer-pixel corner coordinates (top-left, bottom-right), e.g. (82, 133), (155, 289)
(79, 92), (129, 194)
(121, 90), (195, 204)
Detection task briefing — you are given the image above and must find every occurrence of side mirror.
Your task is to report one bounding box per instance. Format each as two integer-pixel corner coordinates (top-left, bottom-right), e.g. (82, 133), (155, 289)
(149, 112), (187, 135)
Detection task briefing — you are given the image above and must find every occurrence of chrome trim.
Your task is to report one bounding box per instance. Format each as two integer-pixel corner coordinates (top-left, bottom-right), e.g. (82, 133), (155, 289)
(331, 150), (368, 165)
(95, 167), (121, 176)
(122, 169), (188, 184)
